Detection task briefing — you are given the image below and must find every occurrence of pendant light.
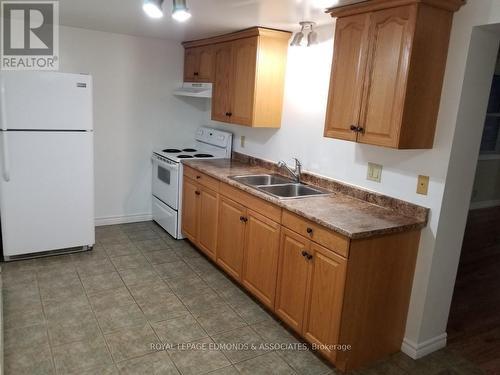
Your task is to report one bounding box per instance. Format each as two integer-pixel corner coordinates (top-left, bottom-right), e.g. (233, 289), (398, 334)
(143, 0), (164, 18)
(172, 0), (191, 22)
(290, 21), (318, 47)
(143, 0), (191, 22)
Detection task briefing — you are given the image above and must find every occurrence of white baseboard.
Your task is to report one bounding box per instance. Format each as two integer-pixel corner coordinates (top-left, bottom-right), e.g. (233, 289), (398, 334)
(470, 199), (500, 210)
(401, 333), (447, 359)
(95, 213), (153, 227)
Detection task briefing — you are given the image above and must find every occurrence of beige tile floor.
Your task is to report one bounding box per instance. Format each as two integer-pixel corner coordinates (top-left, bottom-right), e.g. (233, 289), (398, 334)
(1, 221), (485, 375)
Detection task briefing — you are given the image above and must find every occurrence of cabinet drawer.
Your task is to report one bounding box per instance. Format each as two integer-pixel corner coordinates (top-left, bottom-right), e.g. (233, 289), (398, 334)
(184, 166), (219, 192)
(220, 183), (281, 223)
(282, 211), (349, 258)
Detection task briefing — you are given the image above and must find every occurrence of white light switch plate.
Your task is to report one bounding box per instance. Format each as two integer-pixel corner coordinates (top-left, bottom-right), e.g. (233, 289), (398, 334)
(367, 162), (383, 183)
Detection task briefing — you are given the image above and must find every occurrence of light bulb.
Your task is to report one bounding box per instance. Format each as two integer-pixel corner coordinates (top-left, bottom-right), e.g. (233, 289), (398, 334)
(143, 0), (163, 18)
(172, 9), (191, 22)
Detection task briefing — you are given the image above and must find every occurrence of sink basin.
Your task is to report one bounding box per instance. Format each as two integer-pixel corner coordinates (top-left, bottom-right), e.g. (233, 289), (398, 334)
(230, 174), (292, 186)
(257, 183), (330, 199)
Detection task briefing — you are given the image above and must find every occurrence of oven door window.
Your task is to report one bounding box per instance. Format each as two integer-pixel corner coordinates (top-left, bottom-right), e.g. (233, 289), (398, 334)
(158, 165), (171, 185)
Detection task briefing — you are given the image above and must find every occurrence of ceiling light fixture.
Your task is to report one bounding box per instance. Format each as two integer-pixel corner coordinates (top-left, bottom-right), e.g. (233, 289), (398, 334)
(143, 0), (164, 18)
(172, 0), (191, 22)
(290, 21), (317, 47)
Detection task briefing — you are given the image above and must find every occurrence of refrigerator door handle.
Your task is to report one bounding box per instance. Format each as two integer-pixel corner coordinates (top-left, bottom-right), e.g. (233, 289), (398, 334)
(0, 79), (10, 181)
(1, 132), (10, 182)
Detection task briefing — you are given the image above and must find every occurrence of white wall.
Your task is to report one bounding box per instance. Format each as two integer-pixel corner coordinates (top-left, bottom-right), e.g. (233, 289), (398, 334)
(58, 26), (204, 224)
(205, 1), (500, 357)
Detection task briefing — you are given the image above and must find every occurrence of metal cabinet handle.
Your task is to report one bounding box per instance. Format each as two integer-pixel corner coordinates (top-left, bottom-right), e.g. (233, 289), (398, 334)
(306, 227), (313, 234)
(356, 126), (364, 133)
(350, 125), (357, 131)
(240, 216), (248, 223)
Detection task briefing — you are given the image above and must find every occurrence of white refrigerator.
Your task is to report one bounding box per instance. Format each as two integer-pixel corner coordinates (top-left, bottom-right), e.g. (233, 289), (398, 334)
(0, 72), (95, 260)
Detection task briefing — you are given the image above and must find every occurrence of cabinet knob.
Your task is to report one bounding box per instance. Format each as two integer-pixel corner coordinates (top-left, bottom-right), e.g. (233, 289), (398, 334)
(306, 254), (313, 260)
(226, 112), (232, 117)
(356, 126), (364, 133)
(350, 125), (357, 131)
(195, 191), (201, 196)
(196, 175), (201, 179)
(301, 250), (308, 257)
(306, 227), (313, 234)
(240, 216), (248, 222)
(194, 72), (199, 76)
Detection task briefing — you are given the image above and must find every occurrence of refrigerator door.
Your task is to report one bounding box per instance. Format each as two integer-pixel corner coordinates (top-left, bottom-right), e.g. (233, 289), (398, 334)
(0, 72), (92, 131)
(0, 131), (95, 257)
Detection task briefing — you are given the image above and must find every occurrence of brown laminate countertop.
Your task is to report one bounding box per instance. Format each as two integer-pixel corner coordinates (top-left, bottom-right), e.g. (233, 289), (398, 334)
(183, 159), (427, 240)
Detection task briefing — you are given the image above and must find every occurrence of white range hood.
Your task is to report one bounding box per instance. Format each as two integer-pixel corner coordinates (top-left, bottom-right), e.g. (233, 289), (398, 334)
(173, 82), (212, 98)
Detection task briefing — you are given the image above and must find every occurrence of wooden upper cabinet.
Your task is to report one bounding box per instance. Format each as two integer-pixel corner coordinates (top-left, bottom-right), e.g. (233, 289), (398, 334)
(230, 37), (258, 126)
(324, 13), (369, 141)
(212, 42), (234, 123)
(325, 0), (464, 149)
(358, 6), (414, 147)
(183, 46), (213, 82)
(182, 27), (291, 128)
(241, 210), (280, 309)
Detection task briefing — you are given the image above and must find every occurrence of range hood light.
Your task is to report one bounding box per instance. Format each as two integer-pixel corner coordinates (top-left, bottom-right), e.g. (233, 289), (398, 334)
(172, 0), (191, 22)
(143, 0), (164, 18)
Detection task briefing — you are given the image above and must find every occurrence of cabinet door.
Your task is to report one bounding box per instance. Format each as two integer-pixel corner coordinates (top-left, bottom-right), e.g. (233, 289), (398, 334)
(184, 48), (198, 82)
(197, 46), (214, 82)
(275, 228), (311, 333)
(242, 210), (280, 309)
(303, 243), (347, 361)
(324, 13), (370, 141)
(197, 186), (218, 260)
(212, 42), (234, 123)
(182, 178), (199, 241)
(358, 5), (415, 148)
(230, 37), (258, 126)
(216, 196), (246, 280)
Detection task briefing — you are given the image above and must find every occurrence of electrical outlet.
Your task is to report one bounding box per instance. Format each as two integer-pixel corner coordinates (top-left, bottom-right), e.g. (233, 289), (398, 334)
(417, 175), (429, 195)
(367, 163), (382, 183)
(240, 136), (245, 148)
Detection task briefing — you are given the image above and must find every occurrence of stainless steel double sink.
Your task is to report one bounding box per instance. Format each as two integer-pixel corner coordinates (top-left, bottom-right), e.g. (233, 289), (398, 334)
(229, 174), (331, 199)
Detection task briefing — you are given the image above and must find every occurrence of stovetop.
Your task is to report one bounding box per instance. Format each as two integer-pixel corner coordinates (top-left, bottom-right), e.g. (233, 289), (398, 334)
(154, 127), (233, 163)
(154, 146), (227, 163)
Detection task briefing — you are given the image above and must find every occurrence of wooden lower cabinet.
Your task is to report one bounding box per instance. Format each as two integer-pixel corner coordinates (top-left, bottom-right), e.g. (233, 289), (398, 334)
(216, 196), (246, 279)
(181, 177), (218, 260)
(241, 210), (280, 309)
(303, 242), (347, 361)
(197, 187), (218, 259)
(181, 178), (199, 241)
(183, 173), (421, 372)
(275, 228), (311, 333)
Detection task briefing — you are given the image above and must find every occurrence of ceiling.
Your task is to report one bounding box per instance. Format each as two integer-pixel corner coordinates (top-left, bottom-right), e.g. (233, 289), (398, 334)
(58, 0), (340, 42)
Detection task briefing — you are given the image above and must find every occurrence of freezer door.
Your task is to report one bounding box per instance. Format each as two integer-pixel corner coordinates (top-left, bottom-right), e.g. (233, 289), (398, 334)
(0, 72), (92, 131)
(0, 131), (95, 256)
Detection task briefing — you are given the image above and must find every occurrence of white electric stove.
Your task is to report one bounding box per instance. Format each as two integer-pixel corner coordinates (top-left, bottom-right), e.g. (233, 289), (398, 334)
(152, 127), (233, 239)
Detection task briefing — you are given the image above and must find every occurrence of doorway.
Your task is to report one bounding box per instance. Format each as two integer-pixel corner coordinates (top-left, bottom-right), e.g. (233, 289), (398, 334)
(447, 47), (500, 375)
